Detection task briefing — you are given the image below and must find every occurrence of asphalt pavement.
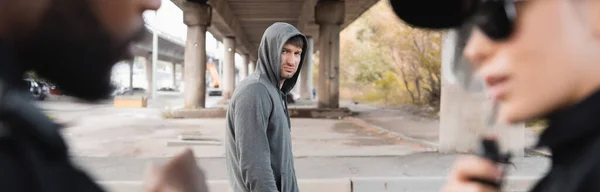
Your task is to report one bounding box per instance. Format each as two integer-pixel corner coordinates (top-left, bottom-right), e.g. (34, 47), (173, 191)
(34, 95), (550, 191)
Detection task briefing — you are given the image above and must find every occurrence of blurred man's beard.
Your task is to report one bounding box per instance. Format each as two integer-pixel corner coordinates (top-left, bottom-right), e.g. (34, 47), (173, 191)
(16, 0), (145, 102)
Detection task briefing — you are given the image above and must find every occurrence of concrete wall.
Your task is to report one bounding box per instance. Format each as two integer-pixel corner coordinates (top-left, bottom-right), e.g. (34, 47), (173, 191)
(100, 177), (539, 192)
(438, 30), (525, 156)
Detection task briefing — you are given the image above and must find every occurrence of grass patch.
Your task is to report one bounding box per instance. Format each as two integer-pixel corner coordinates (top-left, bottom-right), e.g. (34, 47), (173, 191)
(526, 118), (548, 135)
(526, 118), (548, 128)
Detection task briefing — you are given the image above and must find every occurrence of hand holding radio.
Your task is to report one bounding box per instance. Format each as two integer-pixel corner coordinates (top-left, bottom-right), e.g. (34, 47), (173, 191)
(442, 138), (512, 192)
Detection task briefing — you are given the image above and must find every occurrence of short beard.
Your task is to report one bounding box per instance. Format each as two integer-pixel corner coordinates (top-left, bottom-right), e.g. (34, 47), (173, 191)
(16, 0), (144, 102)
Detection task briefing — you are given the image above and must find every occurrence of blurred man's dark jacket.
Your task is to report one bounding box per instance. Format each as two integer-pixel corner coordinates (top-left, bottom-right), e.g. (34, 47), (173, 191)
(0, 41), (105, 191)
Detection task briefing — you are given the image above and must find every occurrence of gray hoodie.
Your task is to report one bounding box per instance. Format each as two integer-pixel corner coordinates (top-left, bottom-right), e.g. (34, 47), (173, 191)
(225, 22), (307, 192)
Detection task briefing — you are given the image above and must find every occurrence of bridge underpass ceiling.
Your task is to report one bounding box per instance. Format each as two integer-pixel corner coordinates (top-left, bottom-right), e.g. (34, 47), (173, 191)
(172, 0), (379, 61)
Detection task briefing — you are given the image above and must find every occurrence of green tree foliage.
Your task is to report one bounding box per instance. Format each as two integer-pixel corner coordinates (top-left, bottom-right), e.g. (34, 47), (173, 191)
(340, 0), (442, 110)
(25, 71), (50, 83)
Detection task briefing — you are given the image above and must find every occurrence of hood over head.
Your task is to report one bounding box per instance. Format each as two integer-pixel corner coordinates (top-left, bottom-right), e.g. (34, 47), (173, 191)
(255, 22), (307, 94)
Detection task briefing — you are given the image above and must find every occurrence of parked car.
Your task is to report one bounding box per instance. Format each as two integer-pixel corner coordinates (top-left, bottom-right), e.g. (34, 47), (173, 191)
(23, 79), (46, 101)
(286, 93), (295, 104)
(38, 81), (50, 96)
(158, 87), (178, 92)
(208, 87), (222, 96)
(48, 84), (63, 95)
(113, 87), (146, 96)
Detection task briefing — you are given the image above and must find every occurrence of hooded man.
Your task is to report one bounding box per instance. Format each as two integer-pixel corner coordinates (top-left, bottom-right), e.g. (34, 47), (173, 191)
(225, 22), (307, 192)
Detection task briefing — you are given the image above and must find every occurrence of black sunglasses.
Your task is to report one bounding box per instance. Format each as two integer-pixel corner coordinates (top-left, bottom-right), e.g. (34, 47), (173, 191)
(390, 0), (521, 41)
(471, 0), (519, 41)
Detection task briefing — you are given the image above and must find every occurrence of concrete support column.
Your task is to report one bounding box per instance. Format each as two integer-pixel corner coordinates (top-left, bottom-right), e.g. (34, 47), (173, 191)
(145, 55), (153, 95)
(291, 81), (300, 97)
(223, 37), (236, 99)
(241, 53), (249, 80)
(300, 37), (314, 100)
(129, 59), (134, 95)
(183, 1), (211, 108)
(172, 63), (177, 88)
(438, 30), (525, 156)
(182, 65), (185, 80)
(315, 0), (344, 108)
(249, 61), (255, 74)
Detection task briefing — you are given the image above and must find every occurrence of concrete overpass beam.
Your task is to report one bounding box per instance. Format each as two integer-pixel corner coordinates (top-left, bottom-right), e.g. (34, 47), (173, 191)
(183, 1), (211, 108)
(438, 30), (525, 156)
(223, 37), (236, 100)
(241, 53), (249, 80)
(300, 36), (315, 100)
(315, 0), (344, 108)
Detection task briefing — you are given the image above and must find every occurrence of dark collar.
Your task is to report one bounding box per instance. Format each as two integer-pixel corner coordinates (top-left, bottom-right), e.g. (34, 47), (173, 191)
(538, 90), (600, 151)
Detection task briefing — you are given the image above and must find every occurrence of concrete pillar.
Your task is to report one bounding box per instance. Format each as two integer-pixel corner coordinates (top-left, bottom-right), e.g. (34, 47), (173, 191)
(145, 55), (153, 94)
(183, 1), (211, 108)
(438, 30), (525, 156)
(223, 37), (236, 99)
(129, 59), (134, 95)
(315, 0), (344, 108)
(300, 37), (314, 100)
(181, 65), (185, 79)
(249, 61), (255, 74)
(291, 81), (300, 97)
(172, 63), (177, 88)
(241, 53), (249, 80)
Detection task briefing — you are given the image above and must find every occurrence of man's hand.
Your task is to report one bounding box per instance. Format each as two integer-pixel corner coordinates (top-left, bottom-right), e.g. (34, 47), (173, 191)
(143, 148), (209, 192)
(442, 156), (502, 192)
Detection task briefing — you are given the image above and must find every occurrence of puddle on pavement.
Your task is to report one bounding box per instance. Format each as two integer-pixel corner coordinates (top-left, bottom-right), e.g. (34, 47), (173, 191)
(332, 122), (360, 134)
(166, 140), (222, 146)
(332, 122), (396, 146)
(178, 134), (220, 142)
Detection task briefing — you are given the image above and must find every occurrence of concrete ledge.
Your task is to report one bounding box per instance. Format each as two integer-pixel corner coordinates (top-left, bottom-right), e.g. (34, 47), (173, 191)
(99, 177), (538, 192)
(351, 177), (540, 192)
(288, 107), (352, 119)
(99, 178), (350, 192)
(298, 178), (351, 192)
(113, 96), (147, 108)
(168, 107), (352, 119)
(170, 108), (227, 118)
(99, 180), (233, 192)
(166, 140), (222, 146)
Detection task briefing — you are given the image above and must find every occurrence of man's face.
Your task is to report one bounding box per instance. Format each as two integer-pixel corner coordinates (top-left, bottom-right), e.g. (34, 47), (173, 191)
(464, 0), (600, 123)
(280, 43), (302, 80)
(17, 0), (160, 101)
